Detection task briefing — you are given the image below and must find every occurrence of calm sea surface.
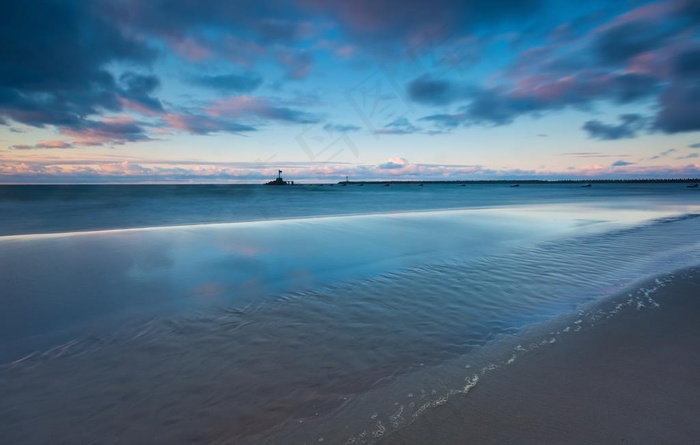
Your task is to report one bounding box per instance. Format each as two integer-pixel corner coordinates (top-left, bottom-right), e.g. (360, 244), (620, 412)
(1, 184), (699, 443)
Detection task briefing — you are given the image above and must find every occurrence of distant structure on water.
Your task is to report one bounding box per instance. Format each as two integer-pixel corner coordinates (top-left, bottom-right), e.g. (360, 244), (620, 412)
(265, 170), (293, 186)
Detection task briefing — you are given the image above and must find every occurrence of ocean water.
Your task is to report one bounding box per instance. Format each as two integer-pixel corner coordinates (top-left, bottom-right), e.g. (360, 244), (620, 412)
(1, 183), (699, 444)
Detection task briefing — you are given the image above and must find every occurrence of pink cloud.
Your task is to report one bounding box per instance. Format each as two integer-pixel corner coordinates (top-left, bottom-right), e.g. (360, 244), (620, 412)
(10, 140), (75, 150)
(316, 39), (357, 58)
(2, 157), (699, 183)
(36, 140), (73, 149)
(173, 37), (212, 61)
(596, 1), (680, 33)
(222, 36), (267, 67)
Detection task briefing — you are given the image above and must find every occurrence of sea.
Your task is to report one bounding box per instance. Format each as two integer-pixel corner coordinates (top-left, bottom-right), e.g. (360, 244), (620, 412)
(1, 183), (699, 444)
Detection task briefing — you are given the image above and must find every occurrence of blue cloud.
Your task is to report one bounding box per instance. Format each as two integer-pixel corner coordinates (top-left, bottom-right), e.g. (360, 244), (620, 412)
(375, 118), (420, 135)
(323, 123), (360, 133)
(583, 114), (647, 140)
(408, 76), (457, 106)
(190, 72), (263, 93)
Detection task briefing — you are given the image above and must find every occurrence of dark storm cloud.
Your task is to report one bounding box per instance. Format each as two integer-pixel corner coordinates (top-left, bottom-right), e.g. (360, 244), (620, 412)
(655, 47), (700, 134)
(101, 0), (298, 41)
(672, 47), (700, 76)
(462, 89), (543, 126)
(0, 1), (155, 129)
(119, 73), (164, 114)
(408, 76), (457, 106)
(257, 18), (314, 43)
(594, 22), (664, 65)
(654, 81), (700, 133)
(300, 0), (543, 45)
(100, 0), (314, 71)
(190, 73), (264, 93)
(0, 1), (320, 141)
(609, 73), (662, 103)
(583, 114), (647, 140)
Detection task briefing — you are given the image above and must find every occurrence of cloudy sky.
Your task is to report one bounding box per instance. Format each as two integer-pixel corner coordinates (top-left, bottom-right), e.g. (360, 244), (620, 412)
(1, 0), (700, 183)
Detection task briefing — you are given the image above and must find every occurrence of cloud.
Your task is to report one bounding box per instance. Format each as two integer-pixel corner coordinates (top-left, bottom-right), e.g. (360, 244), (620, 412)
(419, 112), (466, 130)
(118, 72), (164, 114)
(160, 95), (318, 135)
(256, 18), (316, 43)
(190, 72), (263, 92)
(612, 160), (635, 167)
(413, 71), (659, 129)
(563, 152), (631, 158)
(164, 112), (257, 135)
(0, 1), (155, 131)
(582, 114), (647, 140)
(417, 73), (659, 132)
(677, 153), (699, 159)
(672, 47), (700, 77)
(323, 123), (360, 133)
(689, 143), (700, 149)
(408, 76), (457, 105)
(650, 148), (678, 160)
(594, 22), (665, 65)
(3, 157), (699, 184)
(60, 116), (153, 146)
(378, 157), (410, 169)
(10, 140), (74, 150)
(375, 118), (420, 135)
(405, 1), (697, 136)
(654, 77), (700, 133)
(3, 0), (700, 151)
(276, 49), (314, 79)
(206, 96), (319, 124)
(300, 0), (543, 49)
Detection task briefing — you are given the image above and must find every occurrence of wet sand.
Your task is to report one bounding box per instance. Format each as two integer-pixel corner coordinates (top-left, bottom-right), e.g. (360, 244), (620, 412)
(383, 268), (700, 444)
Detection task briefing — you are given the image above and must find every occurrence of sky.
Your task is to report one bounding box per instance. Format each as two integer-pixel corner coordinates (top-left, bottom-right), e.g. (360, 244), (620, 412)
(1, 0), (700, 183)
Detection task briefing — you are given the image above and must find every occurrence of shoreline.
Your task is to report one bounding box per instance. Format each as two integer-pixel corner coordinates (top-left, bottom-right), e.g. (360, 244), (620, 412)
(381, 267), (700, 444)
(2, 179), (700, 186)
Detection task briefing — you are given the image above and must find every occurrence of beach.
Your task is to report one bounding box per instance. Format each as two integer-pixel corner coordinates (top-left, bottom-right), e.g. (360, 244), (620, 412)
(1, 184), (699, 444)
(383, 267), (700, 444)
